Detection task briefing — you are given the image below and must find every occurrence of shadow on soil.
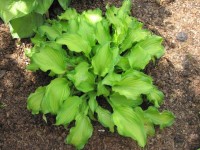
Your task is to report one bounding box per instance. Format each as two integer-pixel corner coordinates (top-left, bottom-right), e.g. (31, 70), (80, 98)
(146, 53), (200, 150)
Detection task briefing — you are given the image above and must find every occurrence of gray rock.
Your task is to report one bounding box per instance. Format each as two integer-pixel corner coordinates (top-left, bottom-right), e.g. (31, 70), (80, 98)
(176, 32), (188, 42)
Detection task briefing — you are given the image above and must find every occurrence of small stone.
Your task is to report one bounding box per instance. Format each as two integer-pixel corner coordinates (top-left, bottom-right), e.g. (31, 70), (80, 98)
(176, 32), (188, 42)
(0, 70), (6, 78)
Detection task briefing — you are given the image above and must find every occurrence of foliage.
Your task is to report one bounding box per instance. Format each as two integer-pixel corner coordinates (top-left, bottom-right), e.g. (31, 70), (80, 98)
(26, 0), (175, 149)
(0, 0), (71, 38)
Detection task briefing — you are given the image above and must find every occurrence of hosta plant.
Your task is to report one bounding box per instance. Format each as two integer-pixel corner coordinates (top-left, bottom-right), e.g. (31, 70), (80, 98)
(0, 0), (71, 38)
(27, 0), (175, 149)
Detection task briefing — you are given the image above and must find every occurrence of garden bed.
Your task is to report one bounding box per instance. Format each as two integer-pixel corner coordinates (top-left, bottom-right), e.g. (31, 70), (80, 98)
(0, 0), (199, 149)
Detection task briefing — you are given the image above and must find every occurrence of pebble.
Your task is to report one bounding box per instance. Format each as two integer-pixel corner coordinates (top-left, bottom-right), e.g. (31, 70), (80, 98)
(0, 70), (6, 78)
(176, 32), (188, 42)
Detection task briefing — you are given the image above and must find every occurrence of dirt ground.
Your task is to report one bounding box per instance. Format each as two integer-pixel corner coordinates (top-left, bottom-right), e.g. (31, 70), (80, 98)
(0, 0), (200, 150)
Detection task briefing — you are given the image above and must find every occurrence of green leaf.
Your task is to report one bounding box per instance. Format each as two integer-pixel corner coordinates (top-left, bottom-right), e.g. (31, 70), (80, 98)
(34, 0), (53, 14)
(112, 76), (153, 100)
(97, 81), (110, 96)
(122, 70), (153, 83)
(66, 114), (93, 149)
(134, 107), (155, 136)
(0, 0), (37, 23)
(58, 0), (71, 10)
(56, 96), (82, 126)
(96, 20), (111, 44)
(27, 86), (46, 114)
(31, 46), (67, 74)
(118, 0), (132, 17)
(88, 93), (98, 113)
(128, 36), (164, 70)
(147, 88), (164, 107)
(58, 8), (78, 20)
(92, 43), (118, 77)
(67, 62), (95, 93)
(128, 45), (152, 70)
(138, 35), (165, 58)
(82, 9), (103, 25)
(38, 24), (61, 41)
(116, 56), (130, 71)
(109, 93), (142, 108)
(112, 106), (146, 147)
(102, 73), (121, 86)
(9, 12), (44, 38)
(78, 19), (96, 47)
(145, 107), (175, 129)
(56, 33), (91, 56)
(41, 78), (70, 114)
(120, 28), (149, 53)
(96, 106), (114, 132)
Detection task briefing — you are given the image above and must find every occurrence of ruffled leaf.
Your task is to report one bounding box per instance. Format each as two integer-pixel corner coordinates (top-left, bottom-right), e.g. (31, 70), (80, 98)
(109, 92), (142, 108)
(41, 78), (70, 114)
(96, 106), (114, 132)
(112, 106), (146, 147)
(67, 62), (95, 93)
(145, 107), (175, 129)
(30, 46), (67, 74)
(66, 114), (93, 149)
(112, 76), (153, 100)
(56, 33), (91, 56)
(92, 43), (118, 77)
(147, 88), (164, 107)
(27, 86), (46, 114)
(56, 96), (82, 126)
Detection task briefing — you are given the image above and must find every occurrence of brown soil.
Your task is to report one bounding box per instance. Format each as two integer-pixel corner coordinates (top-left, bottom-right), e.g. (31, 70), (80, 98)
(0, 0), (200, 150)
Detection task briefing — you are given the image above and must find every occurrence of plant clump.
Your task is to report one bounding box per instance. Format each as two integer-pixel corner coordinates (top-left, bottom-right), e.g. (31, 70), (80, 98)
(27, 0), (175, 149)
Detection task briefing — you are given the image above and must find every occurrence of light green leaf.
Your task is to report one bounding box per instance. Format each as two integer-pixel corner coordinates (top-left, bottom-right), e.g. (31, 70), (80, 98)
(122, 70), (153, 83)
(56, 33), (91, 56)
(116, 56), (130, 71)
(56, 96), (82, 126)
(134, 107), (155, 136)
(128, 45), (151, 70)
(38, 24), (61, 41)
(112, 76), (153, 100)
(41, 78), (70, 114)
(67, 62), (95, 93)
(88, 93), (98, 113)
(145, 107), (175, 129)
(138, 35), (165, 58)
(102, 73), (121, 86)
(109, 93), (142, 108)
(96, 106), (114, 132)
(34, 0), (53, 14)
(58, 8), (78, 20)
(9, 12), (44, 38)
(66, 19), (79, 33)
(78, 19), (96, 47)
(147, 88), (164, 107)
(120, 28), (149, 53)
(83, 9), (103, 25)
(118, 0), (132, 17)
(27, 86), (46, 114)
(96, 20), (111, 44)
(92, 43), (118, 77)
(0, 0), (37, 23)
(97, 81), (110, 96)
(58, 0), (71, 10)
(31, 46), (67, 74)
(112, 106), (146, 147)
(66, 114), (93, 149)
